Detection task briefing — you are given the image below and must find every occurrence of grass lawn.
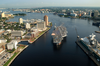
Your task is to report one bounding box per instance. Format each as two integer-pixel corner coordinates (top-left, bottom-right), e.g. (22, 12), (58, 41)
(6, 49), (15, 53)
(3, 52), (18, 66)
(19, 46), (25, 49)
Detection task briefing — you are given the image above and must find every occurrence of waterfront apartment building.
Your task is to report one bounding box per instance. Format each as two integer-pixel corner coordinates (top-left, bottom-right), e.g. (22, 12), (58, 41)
(37, 22), (46, 31)
(31, 28), (39, 38)
(25, 23), (30, 29)
(31, 31), (39, 38)
(44, 15), (48, 26)
(19, 18), (23, 24)
(0, 12), (5, 18)
(11, 31), (23, 37)
(7, 40), (18, 50)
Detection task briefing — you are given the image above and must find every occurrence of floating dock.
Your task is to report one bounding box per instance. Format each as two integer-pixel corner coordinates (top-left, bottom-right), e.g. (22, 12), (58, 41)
(75, 38), (100, 66)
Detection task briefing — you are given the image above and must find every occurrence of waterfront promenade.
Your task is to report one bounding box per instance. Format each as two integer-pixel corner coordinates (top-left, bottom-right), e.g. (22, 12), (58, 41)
(3, 45), (29, 66)
(28, 27), (51, 44)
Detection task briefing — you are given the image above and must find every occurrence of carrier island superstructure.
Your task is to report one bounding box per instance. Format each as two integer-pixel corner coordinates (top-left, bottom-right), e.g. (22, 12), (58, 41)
(77, 33), (100, 63)
(51, 25), (68, 45)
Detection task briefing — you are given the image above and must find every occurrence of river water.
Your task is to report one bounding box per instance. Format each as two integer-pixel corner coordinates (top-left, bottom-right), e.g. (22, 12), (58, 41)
(5, 11), (99, 66)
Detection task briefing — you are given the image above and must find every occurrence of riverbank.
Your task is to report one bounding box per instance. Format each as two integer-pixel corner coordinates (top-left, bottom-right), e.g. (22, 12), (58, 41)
(13, 13), (26, 16)
(75, 38), (100, 66)
(28, 27), (51, 44)
(3, 45), (29, 66)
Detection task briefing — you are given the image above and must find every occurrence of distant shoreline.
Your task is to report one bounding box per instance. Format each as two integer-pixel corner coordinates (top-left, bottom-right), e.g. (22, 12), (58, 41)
(13, 13), (26, 16)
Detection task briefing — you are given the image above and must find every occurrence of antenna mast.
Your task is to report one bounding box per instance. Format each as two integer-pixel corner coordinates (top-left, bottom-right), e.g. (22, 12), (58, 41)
(75, 27), (79, 38)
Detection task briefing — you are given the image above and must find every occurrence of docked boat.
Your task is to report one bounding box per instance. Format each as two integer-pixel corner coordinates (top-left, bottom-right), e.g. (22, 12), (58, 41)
(51, 25), (68, 45)
(95, 31), (100, 33)
(92, 21), (100, 27)
(79, 33), (100, 60)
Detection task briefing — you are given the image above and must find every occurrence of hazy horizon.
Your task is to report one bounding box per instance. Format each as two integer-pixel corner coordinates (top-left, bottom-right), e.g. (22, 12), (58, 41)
(0, 0), (100, 8)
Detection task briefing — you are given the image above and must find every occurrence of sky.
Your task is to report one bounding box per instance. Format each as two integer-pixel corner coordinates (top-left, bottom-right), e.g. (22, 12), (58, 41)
(0, 0), (100, 8)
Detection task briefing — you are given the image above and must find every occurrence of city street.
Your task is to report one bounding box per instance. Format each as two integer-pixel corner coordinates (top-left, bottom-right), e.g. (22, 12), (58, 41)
(0, 51), (13, 66)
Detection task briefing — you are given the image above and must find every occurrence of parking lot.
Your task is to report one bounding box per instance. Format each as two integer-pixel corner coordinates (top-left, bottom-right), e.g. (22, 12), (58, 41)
(0, 51), (13, 66)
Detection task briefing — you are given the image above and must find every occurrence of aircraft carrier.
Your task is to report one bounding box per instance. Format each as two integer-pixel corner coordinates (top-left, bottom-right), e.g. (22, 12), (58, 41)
(76, 33), (100, 66)
(51, 25), (68, 45)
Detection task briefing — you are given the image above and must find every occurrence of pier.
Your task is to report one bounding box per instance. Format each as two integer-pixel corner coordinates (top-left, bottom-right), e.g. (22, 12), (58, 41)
(76, 38), (100, 66)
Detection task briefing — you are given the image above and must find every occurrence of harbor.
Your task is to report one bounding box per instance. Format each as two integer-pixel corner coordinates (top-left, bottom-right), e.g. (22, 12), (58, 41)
(1, 1), (100, 66)
(7, 13), (97, 66)
(76, 37), (100, 66)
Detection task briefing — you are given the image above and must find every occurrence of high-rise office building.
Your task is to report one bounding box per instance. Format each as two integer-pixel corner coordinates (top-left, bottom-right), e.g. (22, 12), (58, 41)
(37, 22), (46, 31)
(19, 18), (23, 24)
(44, 15), (48, 26)
(89, 11), (92, 17)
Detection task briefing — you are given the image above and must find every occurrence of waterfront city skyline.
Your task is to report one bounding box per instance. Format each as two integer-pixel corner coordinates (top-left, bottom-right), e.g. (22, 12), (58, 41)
(0, 0), (100, 8)
(0, 0), (100, 65)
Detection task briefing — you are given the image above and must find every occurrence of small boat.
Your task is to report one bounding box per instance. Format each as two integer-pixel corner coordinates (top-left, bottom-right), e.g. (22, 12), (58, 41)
(95, 31), (100, 33)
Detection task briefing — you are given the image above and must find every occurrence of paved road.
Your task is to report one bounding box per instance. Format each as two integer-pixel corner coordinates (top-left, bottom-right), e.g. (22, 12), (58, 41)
(0, 51), (13, 66)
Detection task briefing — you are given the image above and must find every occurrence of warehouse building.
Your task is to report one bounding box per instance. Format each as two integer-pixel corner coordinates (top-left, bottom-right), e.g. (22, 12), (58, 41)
(11, 31), (23, 37)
